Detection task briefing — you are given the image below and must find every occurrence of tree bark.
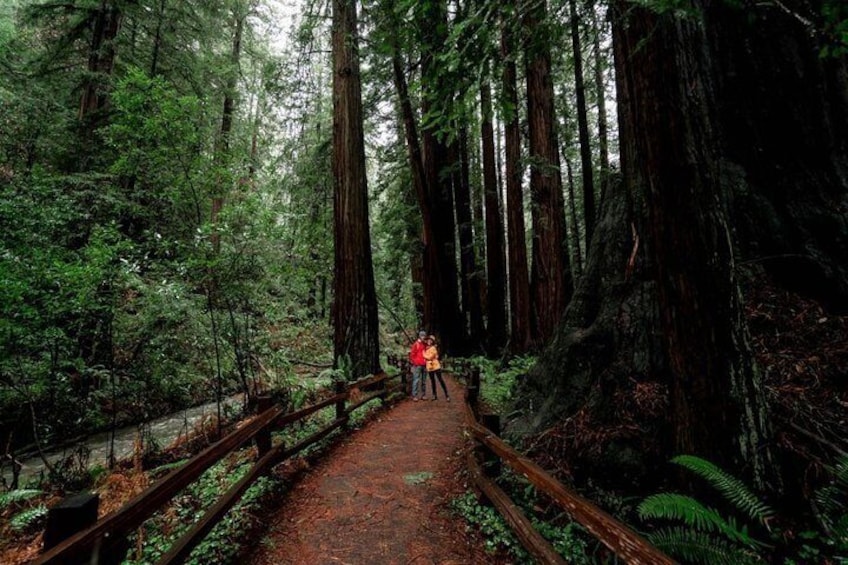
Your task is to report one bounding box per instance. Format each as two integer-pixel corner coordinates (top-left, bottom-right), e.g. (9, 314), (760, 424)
(417, 0), (465, 354)
(524, 0), (573, 345)
(79, 1), (123, 128)
(590, 0), (610, 206)
(569, 0), (597, 246)
(501, 2), (533, 354)
(481, 80), (508, 354)
(332, 0), (381, 377)
(454, 124), (485, 351)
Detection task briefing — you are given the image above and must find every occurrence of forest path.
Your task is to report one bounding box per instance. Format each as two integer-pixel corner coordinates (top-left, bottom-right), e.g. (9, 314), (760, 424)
(248, 374), (505, 565)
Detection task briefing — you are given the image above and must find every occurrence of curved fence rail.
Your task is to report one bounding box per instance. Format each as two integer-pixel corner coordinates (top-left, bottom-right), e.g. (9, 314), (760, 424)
(460, 366), (675, 565)
(34, 370), (404, 565)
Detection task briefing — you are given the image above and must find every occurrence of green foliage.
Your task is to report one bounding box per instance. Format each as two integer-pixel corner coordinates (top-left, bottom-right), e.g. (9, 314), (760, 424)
(468, 355), (536, 414)
(670, 455), (774, 526)
(0, 489), (43, 508)
(9, 504), (48, 532)
(638, 455), (771, 564)
(451, 491), (524, 556)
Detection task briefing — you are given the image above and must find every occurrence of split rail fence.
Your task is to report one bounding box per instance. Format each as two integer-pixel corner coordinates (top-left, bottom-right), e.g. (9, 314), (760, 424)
(34, 369), (405, 565)
(34, 357), (673, 565)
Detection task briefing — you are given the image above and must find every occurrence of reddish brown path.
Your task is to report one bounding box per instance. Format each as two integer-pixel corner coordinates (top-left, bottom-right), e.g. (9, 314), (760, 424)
(249, 374), (504, 565)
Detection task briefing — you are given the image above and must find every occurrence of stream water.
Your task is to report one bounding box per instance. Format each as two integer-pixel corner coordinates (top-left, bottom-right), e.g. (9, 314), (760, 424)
(2, 396), (244, 487)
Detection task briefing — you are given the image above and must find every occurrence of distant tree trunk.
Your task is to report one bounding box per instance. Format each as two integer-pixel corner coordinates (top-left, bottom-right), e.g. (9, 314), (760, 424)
(211, 8), (244, 256)
(569, 0), (596, 246)
(390, 45), (431, 328)
(454, 124), (485, 351)
(418, 0), (465, 354)
(481, 80), (508, 354)
(79, 0), (122, 127)
(524, 0), (573, 345)
(332, 0), (380, 376)
(590, 0), (610, 205)
(501, 2), (533, 354)
(149, 0), (167, 77)
(563, 153), (584, 276)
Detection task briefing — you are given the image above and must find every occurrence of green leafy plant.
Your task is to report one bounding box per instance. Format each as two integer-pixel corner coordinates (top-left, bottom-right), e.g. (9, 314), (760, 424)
(0, 489), (43, 508)
(638, 455), (772, 564)
(9, 504), (48, 532)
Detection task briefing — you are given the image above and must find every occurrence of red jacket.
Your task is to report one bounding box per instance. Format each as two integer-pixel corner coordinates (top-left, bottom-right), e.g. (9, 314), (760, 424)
(409, 339), (426, 366)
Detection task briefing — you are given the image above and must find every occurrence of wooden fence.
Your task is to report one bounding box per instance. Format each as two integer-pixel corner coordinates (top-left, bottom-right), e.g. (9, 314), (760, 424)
(34, 358), (672, 565)
(34, 369), (405, 565)
(460, 366), (675, 565)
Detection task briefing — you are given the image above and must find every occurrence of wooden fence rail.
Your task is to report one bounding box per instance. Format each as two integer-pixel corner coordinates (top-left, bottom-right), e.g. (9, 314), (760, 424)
(35, 369), (403, 565)
(461, 368), (675, 565)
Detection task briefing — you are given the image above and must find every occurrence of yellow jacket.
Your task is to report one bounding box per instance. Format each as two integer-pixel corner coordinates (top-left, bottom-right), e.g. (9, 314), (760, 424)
(423, 345), (441, 372)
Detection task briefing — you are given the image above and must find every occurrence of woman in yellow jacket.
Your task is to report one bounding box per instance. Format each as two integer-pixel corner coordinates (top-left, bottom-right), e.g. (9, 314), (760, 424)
(423, 335), (449, 401)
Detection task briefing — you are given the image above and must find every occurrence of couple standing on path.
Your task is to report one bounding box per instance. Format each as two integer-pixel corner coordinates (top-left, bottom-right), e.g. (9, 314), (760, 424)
(408, 330), (450, 402)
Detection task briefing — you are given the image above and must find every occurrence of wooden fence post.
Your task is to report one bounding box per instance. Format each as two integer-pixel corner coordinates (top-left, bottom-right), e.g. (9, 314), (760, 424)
(481, 414), (502, 478)
(255, 396), (273, 457)
(467, 367), (480, 417)
(335, 379), (347, 427)
(43, 492), (129, 565)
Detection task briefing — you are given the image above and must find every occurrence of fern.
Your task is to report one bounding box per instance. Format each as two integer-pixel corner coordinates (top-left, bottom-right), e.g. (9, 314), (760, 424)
(671, 455), (774, 525)
(648, 526), (761, 565)
(10, 504), (48, 531)
(0, 489), (43, 508)
(638, 493), (758, 546)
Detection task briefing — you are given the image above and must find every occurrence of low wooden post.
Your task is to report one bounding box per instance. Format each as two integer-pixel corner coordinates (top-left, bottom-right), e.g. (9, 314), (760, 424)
(255, 396), (273, 457)
(43, 493), (99, 551)
(335, 379), (347, 427)
(481, 414), (502, 478)
(43, 492), (128, 564)
(467, 367), (480, 417)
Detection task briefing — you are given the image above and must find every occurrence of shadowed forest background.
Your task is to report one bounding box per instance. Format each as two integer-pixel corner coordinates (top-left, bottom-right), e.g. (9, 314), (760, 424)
(1, 0), (848, 562)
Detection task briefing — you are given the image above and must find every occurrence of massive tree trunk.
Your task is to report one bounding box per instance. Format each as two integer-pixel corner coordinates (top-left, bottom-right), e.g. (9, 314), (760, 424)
(501, 2), (533, 354)
(510, 0), (819, 493)
(332, 0), (380, 377)
(481, 80), (508, 354)
(524, 0), (573, 345)
(706, 2), (848, 312)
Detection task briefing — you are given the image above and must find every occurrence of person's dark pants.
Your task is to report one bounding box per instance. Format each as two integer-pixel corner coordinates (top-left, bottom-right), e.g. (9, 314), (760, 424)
(428, 370), (449, 399)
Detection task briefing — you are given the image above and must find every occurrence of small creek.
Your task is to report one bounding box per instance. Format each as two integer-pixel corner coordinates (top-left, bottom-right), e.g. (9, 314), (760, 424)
(3, 396), (244, 486)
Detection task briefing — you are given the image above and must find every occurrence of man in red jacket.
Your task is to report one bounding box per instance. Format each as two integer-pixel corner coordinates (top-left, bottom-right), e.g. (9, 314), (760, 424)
(409, 330), (427, 400)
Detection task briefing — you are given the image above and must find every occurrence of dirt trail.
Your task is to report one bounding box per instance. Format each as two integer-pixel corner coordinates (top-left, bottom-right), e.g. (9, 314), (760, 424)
(249, 374), (505, 565)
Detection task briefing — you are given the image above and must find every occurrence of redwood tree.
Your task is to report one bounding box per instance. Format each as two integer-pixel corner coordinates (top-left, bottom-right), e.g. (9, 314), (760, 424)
(524, 0), (573, 345)
(332, 0), (380, 377)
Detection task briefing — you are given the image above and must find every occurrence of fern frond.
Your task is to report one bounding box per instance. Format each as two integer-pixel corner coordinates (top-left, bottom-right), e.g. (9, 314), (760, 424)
(648, 526), (762, 565)
(671, 455), (774, 524)
(0, 489), (43, 508)
(10, 505), (48, 531)
(638, 493), (758, 546)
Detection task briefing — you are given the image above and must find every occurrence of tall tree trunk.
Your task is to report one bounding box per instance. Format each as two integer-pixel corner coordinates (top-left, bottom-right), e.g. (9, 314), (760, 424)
(454, 124), (485, 351)
(332, 0), (381, 376)
(615, 0), (776, 489)
(211, 8), (244, 256)
(418, 0), (465, 354)
(150, 0), (167, 77)
(590, 0), (610, 206)
(390, 46), (431, 328)
(501, 2), (533, 353)
(569, 0), (596, 246)
(481, 80), (508, 354)
(79, 0), (122, 137)
(563, 153), (584, 276)
(524, 0), (573, 346)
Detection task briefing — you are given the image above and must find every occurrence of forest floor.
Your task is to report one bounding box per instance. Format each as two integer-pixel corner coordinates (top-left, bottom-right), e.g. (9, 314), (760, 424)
(247, 374), (508, 565)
